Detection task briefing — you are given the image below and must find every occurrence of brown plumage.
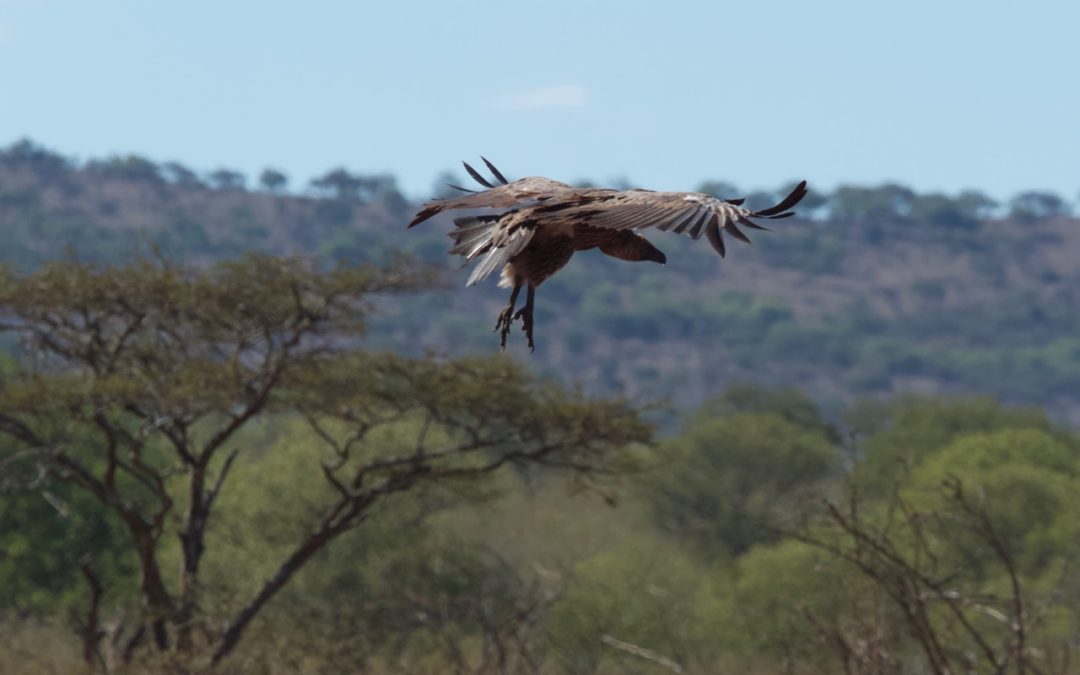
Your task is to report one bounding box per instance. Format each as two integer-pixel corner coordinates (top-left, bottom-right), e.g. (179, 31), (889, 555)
(408, 158), (809, 350)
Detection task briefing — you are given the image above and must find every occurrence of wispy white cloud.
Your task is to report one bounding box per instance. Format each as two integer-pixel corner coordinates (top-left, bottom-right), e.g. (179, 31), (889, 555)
(490, 83), (588, 112)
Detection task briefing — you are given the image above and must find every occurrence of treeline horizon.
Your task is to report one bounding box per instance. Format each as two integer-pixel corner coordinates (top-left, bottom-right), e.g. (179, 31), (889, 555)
(3, 137), (1076, 224)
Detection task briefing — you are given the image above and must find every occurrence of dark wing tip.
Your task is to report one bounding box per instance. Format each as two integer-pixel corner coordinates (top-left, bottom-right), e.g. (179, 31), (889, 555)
(704, 216), (726, 258)
(726, 220), (752, 244)
(480, 157), (510, 185)
(462, 161), (495, 189)
(407, 208), (433, 228)
(445, 183), (478, 194)
(753, 180), (809, 218)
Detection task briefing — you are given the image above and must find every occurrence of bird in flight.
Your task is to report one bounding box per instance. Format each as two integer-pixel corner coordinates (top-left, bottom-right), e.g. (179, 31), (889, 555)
(408, 158), (808, 351)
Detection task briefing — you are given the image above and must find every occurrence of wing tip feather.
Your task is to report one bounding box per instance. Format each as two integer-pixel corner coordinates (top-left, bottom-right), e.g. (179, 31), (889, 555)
(463, 161), (495, 189)
(753, 180), (808, 218)
(481, 157), (510, 185)
(704, 216), (726, 258)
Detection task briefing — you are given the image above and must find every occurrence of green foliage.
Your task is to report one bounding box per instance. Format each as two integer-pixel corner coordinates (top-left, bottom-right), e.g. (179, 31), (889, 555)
(699, 396), (1080, 674)
(547, 538), (717, 674)
(905, 428), (1080, 576)
(0, 138), (72, 177)
(258, 168), (288, 193)
(909, 192), (981, 230)
(694, 383), (841, 442)
(206, 415), (520, 635)
(644, 409), (840, 557)
(0, 472), (135, 613)
(157, 217), (212, 254)
(309, 168), (401, 205)
(580, 279), (794, 347)
(718, 539), (855, 660)
(314, 198), (355, 226)
(829, 183), (916, 223)
(162, 161), (203, 188)
(1010, 190), (1070, 222)
(0, 255), (651, 668)
(86, 155), (164, 184)
(850, 396), (1056, 496)
(207, 168), (245, 190)
(2, 369), (1080, 673)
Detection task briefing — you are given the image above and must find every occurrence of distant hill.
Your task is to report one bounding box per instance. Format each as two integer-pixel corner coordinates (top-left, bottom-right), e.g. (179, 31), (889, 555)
(2, 139), (1079, 421)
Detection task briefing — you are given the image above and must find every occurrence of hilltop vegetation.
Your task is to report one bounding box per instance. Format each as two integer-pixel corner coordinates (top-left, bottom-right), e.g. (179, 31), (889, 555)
(2, 138), (1079, 424)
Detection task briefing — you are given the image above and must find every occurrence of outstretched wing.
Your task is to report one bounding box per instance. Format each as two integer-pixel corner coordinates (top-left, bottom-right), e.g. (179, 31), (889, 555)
(551, 181), (808, 258)
(407, 159), (574, 228)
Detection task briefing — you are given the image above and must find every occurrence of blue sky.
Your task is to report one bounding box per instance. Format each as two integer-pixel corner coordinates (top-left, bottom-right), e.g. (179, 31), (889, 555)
(1, 0), (1077, 201)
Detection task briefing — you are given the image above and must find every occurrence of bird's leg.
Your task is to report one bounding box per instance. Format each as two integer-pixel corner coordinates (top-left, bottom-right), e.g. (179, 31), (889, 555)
(494, 279), (523, 350)
(512, 285), (537, 351)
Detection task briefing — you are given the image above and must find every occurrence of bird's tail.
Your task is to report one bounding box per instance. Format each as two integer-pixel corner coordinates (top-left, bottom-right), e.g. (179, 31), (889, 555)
(448, 214), (535, 286)
(449, 215), (508, 287)
(448, 215), (502, 260)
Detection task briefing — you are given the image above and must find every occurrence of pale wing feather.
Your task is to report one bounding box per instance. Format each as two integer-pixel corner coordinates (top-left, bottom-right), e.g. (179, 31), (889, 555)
(466, 226), (535, 286)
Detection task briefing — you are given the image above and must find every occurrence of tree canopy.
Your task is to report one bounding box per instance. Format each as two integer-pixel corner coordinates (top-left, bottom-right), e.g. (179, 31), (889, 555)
(0, 255), (651, 669)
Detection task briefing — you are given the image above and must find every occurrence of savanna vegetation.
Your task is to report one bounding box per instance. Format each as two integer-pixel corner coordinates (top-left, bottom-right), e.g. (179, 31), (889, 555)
(2, 139), (1079, 420)
(2, 139), (1079, 673)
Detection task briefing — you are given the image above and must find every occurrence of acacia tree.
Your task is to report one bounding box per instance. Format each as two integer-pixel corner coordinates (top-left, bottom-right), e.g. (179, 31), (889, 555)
(793, 483), (1052, 675)
(0, 256), (650, 670)
(793, 423), (1080, 675)
(257, 167), (288, 194)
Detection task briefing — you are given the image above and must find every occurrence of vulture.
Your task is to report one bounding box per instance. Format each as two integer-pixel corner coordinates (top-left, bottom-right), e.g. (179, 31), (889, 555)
(408, 158), (808, 351)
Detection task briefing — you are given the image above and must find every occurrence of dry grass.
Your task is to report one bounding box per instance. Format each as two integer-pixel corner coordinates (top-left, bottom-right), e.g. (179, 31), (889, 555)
(0, 616), (85, 675)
